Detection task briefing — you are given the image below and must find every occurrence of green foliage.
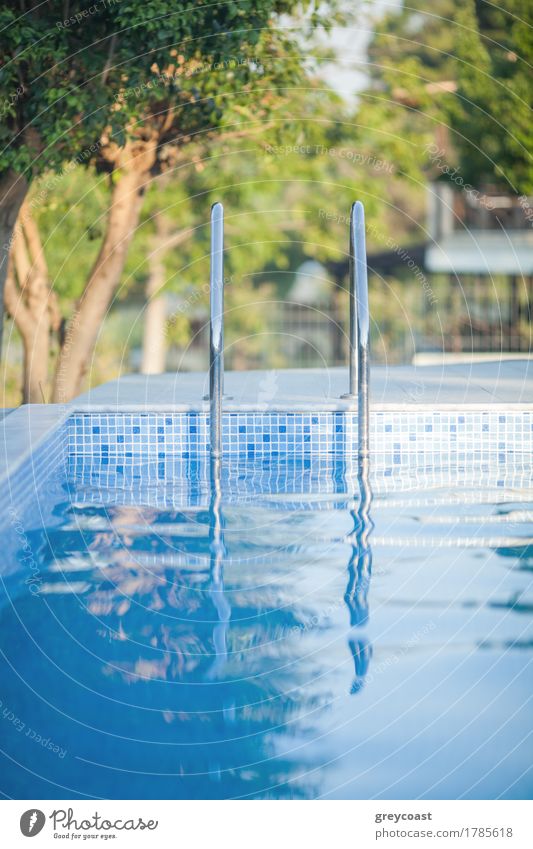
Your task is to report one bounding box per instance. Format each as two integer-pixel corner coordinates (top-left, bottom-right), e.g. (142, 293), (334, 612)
(32, 67), (429, 333)
(0, 0), (341, 180)
(32, 168), (109, 305)
(11, 0), (530, 385)
(361, 0), (533, 194)
(450, 0), (533, 192)
(129, 78), (413, 283)
(32, 78), (412, 372)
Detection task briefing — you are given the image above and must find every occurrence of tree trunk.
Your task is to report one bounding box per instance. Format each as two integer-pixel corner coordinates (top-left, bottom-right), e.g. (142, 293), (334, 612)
(141, 217), (193, 375)
(52, 142), (156, 402)
(21, 318), (50, 403)
(142, 287), (167, 373)
(141, 215), (169, 375)
(20, 206), (54, 402)
(5, 259), (51, 404)
(0, 170), (29, 355)
(4, 209), (57, 404)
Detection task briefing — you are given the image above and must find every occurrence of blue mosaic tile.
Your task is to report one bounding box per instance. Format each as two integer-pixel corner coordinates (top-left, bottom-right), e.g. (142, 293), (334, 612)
(64, 452), (533, 513)
(65, 411), (533, 462)
(0, 422), (68, 540)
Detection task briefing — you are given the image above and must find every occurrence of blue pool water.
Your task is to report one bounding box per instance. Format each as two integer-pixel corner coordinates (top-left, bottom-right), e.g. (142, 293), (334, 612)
(0, 452), (532, 799)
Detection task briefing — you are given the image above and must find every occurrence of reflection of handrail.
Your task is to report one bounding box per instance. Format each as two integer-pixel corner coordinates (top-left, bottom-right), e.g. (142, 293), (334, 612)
(345, 454), (374, 693)
(342, 201), (370, 458)
(345, 455), (373, 626)
(206, 456), (231, 680)
(209, 203), (225, 459)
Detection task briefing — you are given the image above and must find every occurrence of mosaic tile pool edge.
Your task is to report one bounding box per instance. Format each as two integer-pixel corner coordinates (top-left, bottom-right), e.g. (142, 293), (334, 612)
(68, 455), (533, 510)
(67, 411), (533, 460)
(0, 413), (530, 537)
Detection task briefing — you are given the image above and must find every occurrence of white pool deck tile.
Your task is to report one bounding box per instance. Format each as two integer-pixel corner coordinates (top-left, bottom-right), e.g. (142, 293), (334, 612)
(73, 361), (532, 412)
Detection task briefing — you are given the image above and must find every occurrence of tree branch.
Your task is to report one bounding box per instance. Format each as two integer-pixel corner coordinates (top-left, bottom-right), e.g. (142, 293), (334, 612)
(4, 259), (33, 340)
(21, 203), (47, 278)
(101, 34), (118, 86)
(53, 139), (158, 401)
(12, 229), (31, 296)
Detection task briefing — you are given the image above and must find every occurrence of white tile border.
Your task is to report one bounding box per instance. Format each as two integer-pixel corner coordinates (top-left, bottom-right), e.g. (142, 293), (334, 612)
(1, 362), (532, 486)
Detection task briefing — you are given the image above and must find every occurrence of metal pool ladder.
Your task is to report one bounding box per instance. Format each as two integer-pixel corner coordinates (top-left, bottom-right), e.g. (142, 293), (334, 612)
(342, 201), (370, 458)
(208, 200), (370, 459)
(209, 202), (224, 459)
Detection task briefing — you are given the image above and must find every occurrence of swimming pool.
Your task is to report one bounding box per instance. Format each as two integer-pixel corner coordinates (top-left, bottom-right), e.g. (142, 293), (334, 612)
(0, 410), (531, 799)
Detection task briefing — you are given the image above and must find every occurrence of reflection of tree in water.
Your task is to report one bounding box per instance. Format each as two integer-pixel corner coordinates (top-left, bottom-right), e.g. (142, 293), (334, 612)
(0, 488), (330, 799)
(494, 543), (533, 572)
(0, 453), (377, 797)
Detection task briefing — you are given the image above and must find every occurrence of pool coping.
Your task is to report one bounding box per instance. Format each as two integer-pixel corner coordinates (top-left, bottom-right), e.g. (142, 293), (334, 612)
(1, 362), (532, 487)
(2, 402), (533, 491)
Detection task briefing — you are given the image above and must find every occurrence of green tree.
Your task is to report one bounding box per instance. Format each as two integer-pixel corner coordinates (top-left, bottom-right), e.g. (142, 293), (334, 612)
(121, 84), (402, 375)
(20, 77), (421, 392)
(360, 0), (533, 195)
(450, 0), (533, 192)
(0, 0), (342, 399)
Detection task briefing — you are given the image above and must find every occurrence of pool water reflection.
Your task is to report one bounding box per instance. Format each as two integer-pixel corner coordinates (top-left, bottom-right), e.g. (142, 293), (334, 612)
(0, 455), (531, 799)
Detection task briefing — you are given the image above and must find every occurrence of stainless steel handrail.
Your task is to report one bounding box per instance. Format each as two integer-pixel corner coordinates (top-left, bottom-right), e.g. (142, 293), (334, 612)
(209, 202), (224, 459)
(342, 200), (370, 457)
(207, 200), (370, 459)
